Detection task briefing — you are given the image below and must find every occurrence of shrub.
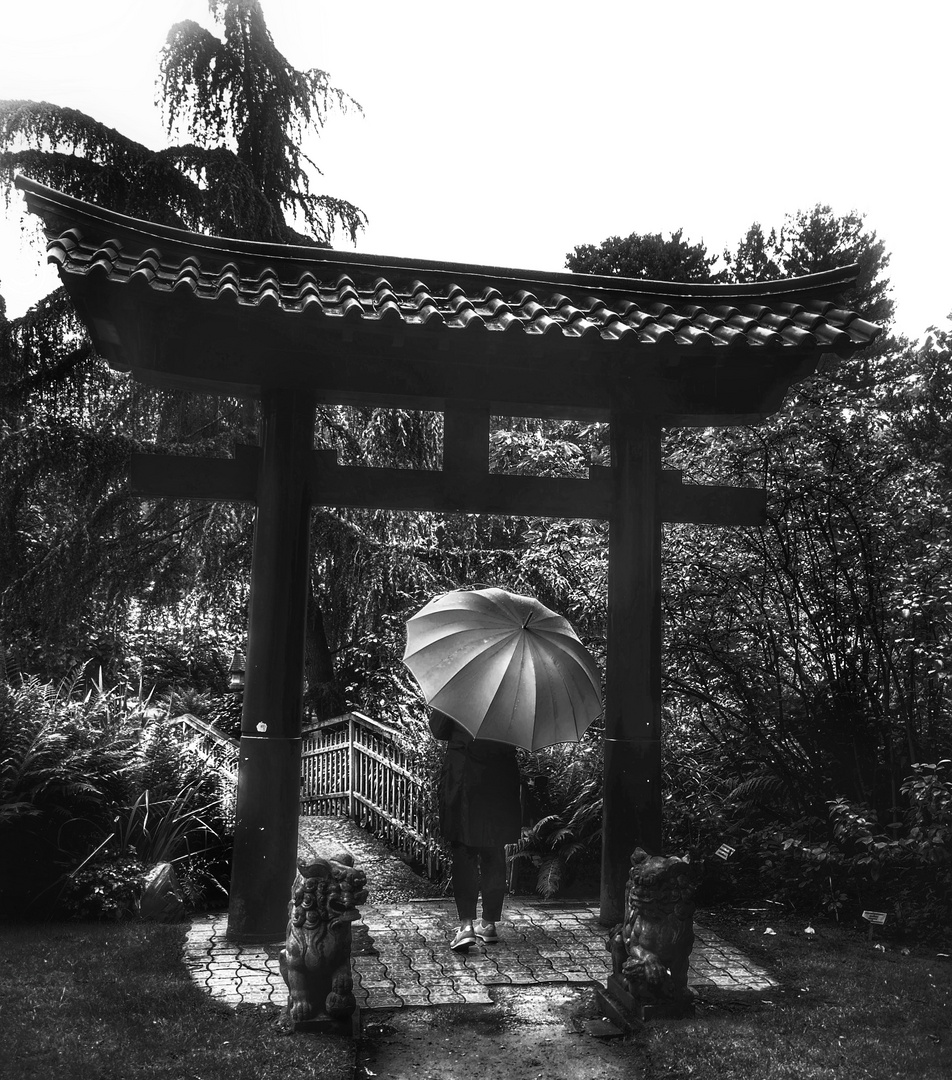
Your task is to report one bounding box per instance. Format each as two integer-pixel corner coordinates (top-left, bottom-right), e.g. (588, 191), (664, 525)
(60, 855), (148, 920)
(0, 673), (231, 918)
(506, 726), (604, 897)
(203, 692), (243, 740)
(0, 675), (136, 915)
(708, 763), (952, 935)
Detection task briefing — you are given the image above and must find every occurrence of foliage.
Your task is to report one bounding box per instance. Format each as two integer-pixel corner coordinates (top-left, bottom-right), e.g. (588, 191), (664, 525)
(507, 726), (604, 897)
(566, 226), (720, 281)
(723, 204), (894, 326)
(111, 782), (220, 865)
(159, 0), (365, 244)
(60, 779), (227, 919)
(204, 690), (244, 739)
(0, 673), (230, 918)
(0, 278), (257, 679)
(0, 1), (363, 684)
(663, 330), (952, 858)
(660, 732), (733, 854)
(0, 673), (135, 829)
(60, 854), (147, 920)
(721, 762), (952, 933)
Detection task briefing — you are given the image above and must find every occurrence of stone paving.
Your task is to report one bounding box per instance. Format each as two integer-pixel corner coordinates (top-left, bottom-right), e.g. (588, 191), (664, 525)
(184, 897), (777, 1011)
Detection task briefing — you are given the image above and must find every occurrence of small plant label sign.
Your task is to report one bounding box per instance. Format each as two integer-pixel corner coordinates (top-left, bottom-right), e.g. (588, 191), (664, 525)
(862, 910), (887, 941)
(714, 843), (735, 860)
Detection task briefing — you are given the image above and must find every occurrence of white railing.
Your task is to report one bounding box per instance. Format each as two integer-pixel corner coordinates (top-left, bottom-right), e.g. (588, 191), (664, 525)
(301, 711), (447, 880)
(168, 709), (448, 879)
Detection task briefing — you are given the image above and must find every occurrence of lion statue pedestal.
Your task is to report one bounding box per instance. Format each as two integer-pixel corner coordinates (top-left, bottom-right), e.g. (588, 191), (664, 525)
(279, 851), (368, 1034)
(597, 848), (702, 1027)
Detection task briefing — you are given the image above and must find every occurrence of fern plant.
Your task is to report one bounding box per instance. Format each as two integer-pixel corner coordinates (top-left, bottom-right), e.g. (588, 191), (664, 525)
(0, 674), (131, 830)
(1, 672), (231, 916)
(507, 780), (603, 899)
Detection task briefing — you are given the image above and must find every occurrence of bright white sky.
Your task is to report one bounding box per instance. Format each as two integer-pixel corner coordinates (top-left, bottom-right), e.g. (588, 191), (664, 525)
(0, 0), (949, 337)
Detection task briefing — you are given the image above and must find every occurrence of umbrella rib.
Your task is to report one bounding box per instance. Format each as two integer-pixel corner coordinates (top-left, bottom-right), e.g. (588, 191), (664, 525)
(425, 633), (522, 737)
(480, 632), (535, 745)
(524, 633), (601, 747)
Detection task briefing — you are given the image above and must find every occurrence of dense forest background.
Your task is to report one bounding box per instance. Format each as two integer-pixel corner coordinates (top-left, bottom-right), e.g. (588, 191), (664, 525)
(1, 1), (950, 929)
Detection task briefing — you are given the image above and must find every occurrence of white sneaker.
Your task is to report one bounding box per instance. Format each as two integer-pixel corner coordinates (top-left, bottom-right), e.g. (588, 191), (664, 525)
(451, 924), (477, 951)
(475, 919), (498, 943)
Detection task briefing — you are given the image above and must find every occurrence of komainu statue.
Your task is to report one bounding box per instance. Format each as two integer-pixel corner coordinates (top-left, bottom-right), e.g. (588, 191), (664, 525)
(279, 853), (368, 1031)
(607, 848), (702, 1016)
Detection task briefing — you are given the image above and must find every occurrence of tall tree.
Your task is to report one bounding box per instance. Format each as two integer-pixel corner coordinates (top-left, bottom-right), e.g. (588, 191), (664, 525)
(724, 205), (894, 328)
(159, 0), (365, 244)
(0, 1), (366, 682)
(722, 222), (782, 284)
(0, 4), (364, 244)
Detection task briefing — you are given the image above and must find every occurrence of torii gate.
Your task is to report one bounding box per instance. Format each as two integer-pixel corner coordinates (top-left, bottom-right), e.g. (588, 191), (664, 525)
(17, 176), (880, 939)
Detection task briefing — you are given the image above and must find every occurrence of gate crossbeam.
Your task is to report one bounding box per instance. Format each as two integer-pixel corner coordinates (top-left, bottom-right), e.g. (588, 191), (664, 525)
(132, 446), (766, 525)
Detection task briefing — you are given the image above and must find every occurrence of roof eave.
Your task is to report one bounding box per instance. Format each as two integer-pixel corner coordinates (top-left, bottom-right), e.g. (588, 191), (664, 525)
(14, 172), (862, 305)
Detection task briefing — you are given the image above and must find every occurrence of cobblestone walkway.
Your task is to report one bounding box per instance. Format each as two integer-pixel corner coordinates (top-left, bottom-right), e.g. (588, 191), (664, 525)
(184, 898), (776, 1010)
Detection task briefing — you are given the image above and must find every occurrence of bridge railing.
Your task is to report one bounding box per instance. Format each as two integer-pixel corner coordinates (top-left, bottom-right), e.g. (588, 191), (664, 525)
(168, 708), (448, 880)
(301, 710), (447, 880)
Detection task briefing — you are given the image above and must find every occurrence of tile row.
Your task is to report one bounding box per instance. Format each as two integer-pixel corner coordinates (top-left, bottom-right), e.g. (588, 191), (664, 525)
(46, 226), (879, 353)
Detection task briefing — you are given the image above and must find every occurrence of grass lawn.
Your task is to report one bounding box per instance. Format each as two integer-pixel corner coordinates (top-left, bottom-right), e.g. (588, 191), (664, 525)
(638, 908), (952, 1080)
(2, 909), (950, 1080)
(0, 921), (354, 1080)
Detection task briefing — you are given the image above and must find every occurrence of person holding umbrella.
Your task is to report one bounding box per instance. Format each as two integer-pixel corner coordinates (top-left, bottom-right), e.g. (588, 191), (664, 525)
(428, 709), (521, 949)
(404, 587), (602, 952)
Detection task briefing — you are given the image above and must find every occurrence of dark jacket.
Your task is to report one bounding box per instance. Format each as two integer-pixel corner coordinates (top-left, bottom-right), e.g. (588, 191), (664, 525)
(429, 712), (522, 848)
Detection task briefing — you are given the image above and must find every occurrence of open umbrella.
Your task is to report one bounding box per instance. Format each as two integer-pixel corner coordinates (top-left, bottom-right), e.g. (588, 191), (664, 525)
(402, 587), (602, 750)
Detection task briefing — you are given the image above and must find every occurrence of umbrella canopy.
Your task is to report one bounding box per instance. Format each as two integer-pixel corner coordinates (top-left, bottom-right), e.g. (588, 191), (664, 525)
(402, 587), (602, 750)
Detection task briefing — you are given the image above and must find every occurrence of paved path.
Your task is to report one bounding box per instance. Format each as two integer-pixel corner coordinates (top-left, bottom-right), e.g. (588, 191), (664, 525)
(184, 897), (776, 1010)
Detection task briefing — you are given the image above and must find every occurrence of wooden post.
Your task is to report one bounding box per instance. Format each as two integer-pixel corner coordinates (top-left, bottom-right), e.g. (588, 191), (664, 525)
(600, 411), (664, 926)
(348, 713), (356, 820)
(227, 390), (315, 941)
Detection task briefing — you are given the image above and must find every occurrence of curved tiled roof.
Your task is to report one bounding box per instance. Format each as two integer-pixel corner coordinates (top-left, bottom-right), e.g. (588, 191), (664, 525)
(48, 233), (879, 352)
(15, 175), (881, 420)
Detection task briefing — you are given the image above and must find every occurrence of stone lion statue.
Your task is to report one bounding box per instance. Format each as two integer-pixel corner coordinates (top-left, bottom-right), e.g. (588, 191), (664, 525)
(608, 848), (701, 1008)
(279, 853), (368, 1028)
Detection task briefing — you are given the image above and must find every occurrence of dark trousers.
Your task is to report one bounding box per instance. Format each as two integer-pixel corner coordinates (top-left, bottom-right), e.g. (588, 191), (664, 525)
(450, 842), (507, 922)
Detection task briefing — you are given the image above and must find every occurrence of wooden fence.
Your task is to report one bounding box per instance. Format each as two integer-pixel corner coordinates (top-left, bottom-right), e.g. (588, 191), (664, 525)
(301, 711), (447, 880)
(169, 709), (447, 880)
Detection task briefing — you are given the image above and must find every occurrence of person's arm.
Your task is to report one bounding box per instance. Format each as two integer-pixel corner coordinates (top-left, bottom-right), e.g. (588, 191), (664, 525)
(428, 711), (456, 741)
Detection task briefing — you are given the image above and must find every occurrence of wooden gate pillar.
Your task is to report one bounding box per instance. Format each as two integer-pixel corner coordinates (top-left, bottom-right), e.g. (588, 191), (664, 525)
(227, 390), (315, 941)
(600, 411), (663, 926)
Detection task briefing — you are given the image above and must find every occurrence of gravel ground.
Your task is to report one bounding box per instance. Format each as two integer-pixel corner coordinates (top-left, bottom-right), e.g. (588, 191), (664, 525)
(297, 814), (446, 903)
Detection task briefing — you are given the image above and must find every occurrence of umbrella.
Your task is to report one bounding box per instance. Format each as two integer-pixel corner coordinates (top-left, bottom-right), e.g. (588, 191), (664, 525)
(402, 587), (602, 750)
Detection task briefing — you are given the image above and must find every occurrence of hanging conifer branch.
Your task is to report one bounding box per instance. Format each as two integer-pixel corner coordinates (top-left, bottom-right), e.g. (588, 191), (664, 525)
(0, 102), (201, 226)
(159, 1), (366, 244)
